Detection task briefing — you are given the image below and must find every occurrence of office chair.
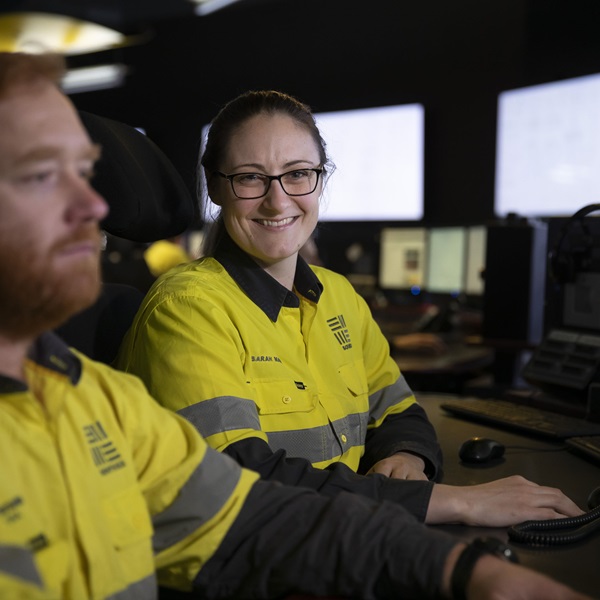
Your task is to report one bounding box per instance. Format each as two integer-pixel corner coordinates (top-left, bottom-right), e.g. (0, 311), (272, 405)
(54, 111), (197, 364)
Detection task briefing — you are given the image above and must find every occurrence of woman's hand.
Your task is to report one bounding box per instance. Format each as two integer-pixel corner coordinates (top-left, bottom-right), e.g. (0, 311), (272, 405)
(427, 475), (584, 526)
(367, 452), (429, 480)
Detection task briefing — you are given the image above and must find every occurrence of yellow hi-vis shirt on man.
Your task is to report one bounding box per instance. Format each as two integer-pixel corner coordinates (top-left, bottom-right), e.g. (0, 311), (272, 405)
(0, 333), (257, 599)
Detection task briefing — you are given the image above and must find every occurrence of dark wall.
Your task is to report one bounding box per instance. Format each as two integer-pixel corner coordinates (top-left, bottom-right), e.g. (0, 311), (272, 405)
(68, 0), (600, 228)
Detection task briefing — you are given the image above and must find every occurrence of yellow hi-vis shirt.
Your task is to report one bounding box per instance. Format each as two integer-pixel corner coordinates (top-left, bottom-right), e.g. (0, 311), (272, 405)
(0, 333), (258, 599)
(117, 253), (420, 472)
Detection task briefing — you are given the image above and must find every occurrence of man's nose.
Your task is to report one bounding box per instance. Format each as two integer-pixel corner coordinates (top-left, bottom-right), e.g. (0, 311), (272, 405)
(67, 175), (109, 223)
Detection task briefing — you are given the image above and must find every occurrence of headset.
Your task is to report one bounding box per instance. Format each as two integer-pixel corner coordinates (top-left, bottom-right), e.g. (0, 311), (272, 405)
(548, 203), (600, 284)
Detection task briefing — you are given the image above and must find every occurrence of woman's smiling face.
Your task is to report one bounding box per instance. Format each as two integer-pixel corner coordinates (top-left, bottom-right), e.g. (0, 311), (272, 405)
(210, 112), (322, 274)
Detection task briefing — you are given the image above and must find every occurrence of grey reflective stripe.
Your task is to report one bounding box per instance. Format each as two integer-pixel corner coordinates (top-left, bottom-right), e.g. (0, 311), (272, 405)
(0, 545), (42, 587)
(107, 574), (157, 600)
(268, 412), (367, 463)
(368, 375), (413, 422)
(152, 446), (242, 554)
(178, 396), (260, 438)
(0, 547), (157, 599)
(180, 395), (368, 463)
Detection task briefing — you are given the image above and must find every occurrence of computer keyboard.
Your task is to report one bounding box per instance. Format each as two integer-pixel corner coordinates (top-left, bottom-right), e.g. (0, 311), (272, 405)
(440, 397), (600, 440)
(566, 436), (600, 465)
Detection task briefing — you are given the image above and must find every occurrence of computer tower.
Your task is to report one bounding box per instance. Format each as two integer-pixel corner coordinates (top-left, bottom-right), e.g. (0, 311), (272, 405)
(482, 218), (548, 345)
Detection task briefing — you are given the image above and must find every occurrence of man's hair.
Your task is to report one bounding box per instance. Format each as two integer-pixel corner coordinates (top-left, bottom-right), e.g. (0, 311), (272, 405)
(0, 52), (65, 99)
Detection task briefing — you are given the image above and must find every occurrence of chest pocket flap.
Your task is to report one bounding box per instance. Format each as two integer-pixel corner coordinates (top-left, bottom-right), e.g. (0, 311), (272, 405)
(255, 379), (318, 415)
(103, 486), (153, 549)
(338, 361), (368, 397)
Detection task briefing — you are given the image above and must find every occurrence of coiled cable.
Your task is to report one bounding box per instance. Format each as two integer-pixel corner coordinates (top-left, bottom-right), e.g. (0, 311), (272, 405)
(508, 505), (600, 546)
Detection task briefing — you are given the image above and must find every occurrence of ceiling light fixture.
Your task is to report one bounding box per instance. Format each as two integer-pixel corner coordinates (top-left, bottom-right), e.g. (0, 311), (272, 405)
(0, 12), (127, 55)
(61, 63), (127, 94)
(192, 0), (244, 17)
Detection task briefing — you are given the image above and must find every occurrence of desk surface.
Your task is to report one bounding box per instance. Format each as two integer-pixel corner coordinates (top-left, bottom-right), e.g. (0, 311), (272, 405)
(417, 392), (600, 598)
(394, 343), (494, 375)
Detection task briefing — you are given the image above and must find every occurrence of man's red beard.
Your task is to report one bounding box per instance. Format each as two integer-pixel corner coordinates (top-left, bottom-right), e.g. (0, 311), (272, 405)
(0, 226), (103, 340)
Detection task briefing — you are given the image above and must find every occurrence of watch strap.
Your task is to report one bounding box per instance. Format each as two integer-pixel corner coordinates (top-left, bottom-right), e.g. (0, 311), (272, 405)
(451, 537), (518, 600)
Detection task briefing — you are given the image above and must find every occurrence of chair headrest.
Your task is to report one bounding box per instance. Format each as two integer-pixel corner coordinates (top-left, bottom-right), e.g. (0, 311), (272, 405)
(79, 111), (197, 243)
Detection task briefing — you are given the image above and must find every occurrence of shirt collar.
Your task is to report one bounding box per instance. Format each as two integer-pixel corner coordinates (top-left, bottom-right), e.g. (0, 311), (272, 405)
(214, 232), (323, 322)
(0, 332), (82, 393)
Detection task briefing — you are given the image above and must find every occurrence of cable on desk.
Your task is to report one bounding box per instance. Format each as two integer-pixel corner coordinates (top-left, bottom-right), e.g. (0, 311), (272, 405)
(506, 445), (569, 454)
(507, 506), (600, 546)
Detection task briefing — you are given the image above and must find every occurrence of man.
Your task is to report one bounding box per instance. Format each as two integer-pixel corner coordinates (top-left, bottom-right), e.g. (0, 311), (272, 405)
(0, 51), (590, 600)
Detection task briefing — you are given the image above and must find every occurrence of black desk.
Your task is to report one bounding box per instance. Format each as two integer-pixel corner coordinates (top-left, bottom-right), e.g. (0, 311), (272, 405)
(394, 343), (494, 376)
(417, 392), (600, 598)
(394, 343), (494, 394)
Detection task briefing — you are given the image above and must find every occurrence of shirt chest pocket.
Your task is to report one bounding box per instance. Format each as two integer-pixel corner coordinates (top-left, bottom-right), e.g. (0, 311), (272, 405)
(254, 378), (318, 416)
(336, 360), (370, 426)
(338, 361), (369, 400)
(103, 485), (154, 550)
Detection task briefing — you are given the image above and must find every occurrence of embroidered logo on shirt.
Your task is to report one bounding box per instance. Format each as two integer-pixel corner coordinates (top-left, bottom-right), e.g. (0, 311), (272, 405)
(327, 314), (352, 350)
(84, 421), (126, 476)
(294, 381), (306, 390)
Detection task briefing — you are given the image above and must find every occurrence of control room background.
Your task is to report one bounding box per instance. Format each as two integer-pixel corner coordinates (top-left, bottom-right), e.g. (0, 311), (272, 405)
(7, 0), (600, 399)
(8, 0), (600, 230)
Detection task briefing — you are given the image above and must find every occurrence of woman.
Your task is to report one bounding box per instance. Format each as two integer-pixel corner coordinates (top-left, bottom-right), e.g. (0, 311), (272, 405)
(116, 90), (581, 526)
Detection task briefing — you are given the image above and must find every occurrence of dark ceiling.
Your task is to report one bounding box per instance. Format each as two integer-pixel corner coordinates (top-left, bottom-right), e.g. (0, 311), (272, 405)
(5, 0), (600, 225)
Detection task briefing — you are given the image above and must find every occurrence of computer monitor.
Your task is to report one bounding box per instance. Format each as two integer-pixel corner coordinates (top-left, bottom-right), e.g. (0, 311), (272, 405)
(315, 103), (424, 222)
(424, 227), (467, 296)
(495, 72), (600, 218)
(464, 225), (487, 295)
(545, 214), (600, 334)
(378, 227), (427, 291)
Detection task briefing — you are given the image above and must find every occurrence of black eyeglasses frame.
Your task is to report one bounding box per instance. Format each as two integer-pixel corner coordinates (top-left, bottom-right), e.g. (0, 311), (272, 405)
(214, 168), (323, 200)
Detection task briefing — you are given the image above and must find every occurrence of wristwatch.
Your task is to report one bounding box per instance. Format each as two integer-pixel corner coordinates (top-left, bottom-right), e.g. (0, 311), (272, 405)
(451, 536), (518, 600)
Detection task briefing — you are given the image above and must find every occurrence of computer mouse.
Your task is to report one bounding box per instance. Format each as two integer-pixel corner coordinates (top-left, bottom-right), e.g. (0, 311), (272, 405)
(459, 437), (506, 464)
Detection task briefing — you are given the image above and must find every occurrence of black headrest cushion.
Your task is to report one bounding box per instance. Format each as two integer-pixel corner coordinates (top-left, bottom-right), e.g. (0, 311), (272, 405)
(79, 111), (197, 242)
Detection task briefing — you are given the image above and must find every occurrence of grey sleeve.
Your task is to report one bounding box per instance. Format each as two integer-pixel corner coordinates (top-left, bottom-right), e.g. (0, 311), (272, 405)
(225, 436), (435, 521)
(192, 479), (457, 600)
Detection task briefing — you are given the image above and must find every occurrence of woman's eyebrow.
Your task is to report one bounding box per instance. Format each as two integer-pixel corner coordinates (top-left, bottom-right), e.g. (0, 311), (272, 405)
(229, 159), (317, 172)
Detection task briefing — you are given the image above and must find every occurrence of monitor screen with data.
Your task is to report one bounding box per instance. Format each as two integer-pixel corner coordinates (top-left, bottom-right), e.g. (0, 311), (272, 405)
(379, 227), (427, 290)
(379, 226), (485, 296)
(464, 225), (487, 295)
(424, 227), (467, 295)
(495, 72), (600, 218)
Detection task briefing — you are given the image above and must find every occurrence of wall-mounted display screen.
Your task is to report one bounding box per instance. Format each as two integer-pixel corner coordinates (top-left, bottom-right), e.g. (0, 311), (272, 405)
(316, 104), (424, 221)
(495, 72), (600, 218)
